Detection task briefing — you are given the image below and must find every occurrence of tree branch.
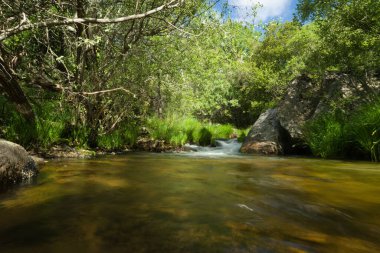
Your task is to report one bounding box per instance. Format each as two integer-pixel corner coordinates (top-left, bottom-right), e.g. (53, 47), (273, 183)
(79, 87), (136, 97)
(0, 0), (181, 42)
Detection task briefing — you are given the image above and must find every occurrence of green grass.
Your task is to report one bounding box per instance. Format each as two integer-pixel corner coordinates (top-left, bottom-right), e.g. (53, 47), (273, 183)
(304, 98), (380, 161)
(146, 116), (243, 146)
(349, 99), (380, 161)
(207, 124), (234, 144)
(237, 127), (251, 143)
(304, 114), (346, 158)
(36, 119), (66, 149)
(97, 123), (139, 150)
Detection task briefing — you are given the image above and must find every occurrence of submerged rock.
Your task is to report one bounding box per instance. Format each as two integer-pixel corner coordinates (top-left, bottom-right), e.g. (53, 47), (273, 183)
(0, 139), (38, 184)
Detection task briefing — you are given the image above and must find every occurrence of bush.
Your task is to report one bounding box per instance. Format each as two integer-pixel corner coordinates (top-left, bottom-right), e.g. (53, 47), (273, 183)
(37, 119), (66, 149)
(208, 124), (234, 139)
(1, 112), (37, 147)
(304, 113), (347, 158)
(98, 123), (139, 150)
(146, 116), (243, 146)
(304, 98), (380, 161)
(198, 127), (212, 146)
(348, 99), (380, 161)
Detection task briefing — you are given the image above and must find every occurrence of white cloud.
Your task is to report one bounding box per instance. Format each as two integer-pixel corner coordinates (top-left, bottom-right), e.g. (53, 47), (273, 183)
(229, 0), (292, 22)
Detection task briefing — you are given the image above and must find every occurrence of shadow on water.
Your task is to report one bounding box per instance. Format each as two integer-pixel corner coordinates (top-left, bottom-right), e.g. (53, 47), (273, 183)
(0, 154), (379, 253)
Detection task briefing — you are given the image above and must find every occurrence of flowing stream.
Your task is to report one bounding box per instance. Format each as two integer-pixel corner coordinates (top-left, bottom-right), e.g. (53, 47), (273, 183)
(184, 139), (242, 156)
(0, 149), (380, 253)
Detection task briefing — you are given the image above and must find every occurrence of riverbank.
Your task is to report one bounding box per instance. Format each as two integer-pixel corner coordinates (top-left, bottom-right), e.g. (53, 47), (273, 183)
(28, 138), (189, 161)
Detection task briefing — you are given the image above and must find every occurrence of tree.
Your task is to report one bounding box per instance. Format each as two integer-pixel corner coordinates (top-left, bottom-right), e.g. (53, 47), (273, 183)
(0, 0), (205, 146)
(297, 0), (380, 76)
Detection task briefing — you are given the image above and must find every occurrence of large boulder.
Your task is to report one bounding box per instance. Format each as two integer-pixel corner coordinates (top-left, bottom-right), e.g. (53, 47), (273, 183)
(0, 139), (38, 184)
(241, 73), (379, 155)
(240, 109), (290, 155)
(277, 73), (379, 142)
(276, 74), (321, 141)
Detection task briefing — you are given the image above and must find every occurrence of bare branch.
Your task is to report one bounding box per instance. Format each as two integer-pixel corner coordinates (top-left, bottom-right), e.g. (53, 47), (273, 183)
(156, 17), (201, 37)
(79, 87), (136, 97)
(0, 0), (181, 41)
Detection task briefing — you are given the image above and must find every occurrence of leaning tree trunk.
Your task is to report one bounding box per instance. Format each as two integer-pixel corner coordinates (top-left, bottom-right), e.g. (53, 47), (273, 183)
(0, 57), (36, 127)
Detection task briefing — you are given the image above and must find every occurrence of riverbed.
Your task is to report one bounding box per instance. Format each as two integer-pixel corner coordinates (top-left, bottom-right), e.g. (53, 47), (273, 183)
(0, 153), (379, 253)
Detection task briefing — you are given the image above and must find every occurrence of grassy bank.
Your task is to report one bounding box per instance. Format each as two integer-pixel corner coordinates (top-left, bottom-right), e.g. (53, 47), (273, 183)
(304, 98), (380, 161)
(0, 106), (249, 152)
(146, 116), (249, 147)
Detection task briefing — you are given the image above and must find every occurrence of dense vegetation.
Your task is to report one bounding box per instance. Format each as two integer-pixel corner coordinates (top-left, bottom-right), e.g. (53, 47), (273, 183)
(0, 0), (379, 160)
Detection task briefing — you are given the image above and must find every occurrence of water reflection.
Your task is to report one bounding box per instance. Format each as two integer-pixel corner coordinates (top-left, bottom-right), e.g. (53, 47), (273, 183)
(0, 154), (379, 253)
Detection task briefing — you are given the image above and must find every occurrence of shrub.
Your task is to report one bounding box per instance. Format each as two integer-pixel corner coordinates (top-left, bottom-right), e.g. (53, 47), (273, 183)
(146, 116), (242, 146)
(348, 99), (380, 161)
(304, 97), (380, 161)
(37, 119), (66, 149)
(98, 123), (139, 150)
(304, 113), (347, 158)
(208, 124), (234, 139)
(198, 127), (212, 146)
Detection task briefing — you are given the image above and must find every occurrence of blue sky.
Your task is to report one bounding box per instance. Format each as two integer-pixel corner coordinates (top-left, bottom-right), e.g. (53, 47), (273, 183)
(215, 0), (298, 23)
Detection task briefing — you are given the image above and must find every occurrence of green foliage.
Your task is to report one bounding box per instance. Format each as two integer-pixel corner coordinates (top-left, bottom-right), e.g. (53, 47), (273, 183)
(198, 127), (212, 146)
(98, 131), (125, 150)
(349, 99), (380, 161)
(304, 114), (347, 158)
(147, 116), (202, 146)
(304, 98), (380, 161)
(0, 112), (36, 147)
(1, 1), (378, 163)
(146, 116), (239, 146)
(0, 96), (37, 147)
(207, 124), (234, 145)
(297, 0), (380, 76)
(94, 123), (139, 150)
(36, 119), (66, 149)
(237, 128), (250, 143)
(139, 15), (262, 127)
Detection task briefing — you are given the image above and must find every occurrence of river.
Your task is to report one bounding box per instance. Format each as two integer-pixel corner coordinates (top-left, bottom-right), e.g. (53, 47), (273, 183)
(0, 148), (379, 252)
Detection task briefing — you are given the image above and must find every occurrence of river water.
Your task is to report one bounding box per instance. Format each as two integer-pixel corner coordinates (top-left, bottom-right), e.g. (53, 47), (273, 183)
(0, 149), (380, 252)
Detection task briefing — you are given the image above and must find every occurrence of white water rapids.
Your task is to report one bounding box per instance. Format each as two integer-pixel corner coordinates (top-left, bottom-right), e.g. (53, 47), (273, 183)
(183, 139), (242, 156)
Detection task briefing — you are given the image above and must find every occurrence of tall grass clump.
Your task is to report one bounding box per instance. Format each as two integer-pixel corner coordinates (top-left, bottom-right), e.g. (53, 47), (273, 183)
(304, 113), (347, 158)
(98, 130), (124, 150)
(177, 117), (203, 144)
(147, 116), (202, 146)
(98, 123), (139, 150)
(36, 119), (66, 149)
(304, 98), (380, 161)
(146, 116), (240, 146)
(207, 124), (234, 145)
(348, 99), (380, 161)
(34, 102), (73, 149)
(1, 112), (37, 147)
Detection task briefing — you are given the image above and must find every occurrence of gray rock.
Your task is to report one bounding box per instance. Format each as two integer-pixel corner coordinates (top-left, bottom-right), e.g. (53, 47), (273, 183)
(278, 73), (379, 141)
(242, 73), (379, 155)
(240, 109), (290, 155)
(277, 74), (320, 141)
(0, 139), (38, 184)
